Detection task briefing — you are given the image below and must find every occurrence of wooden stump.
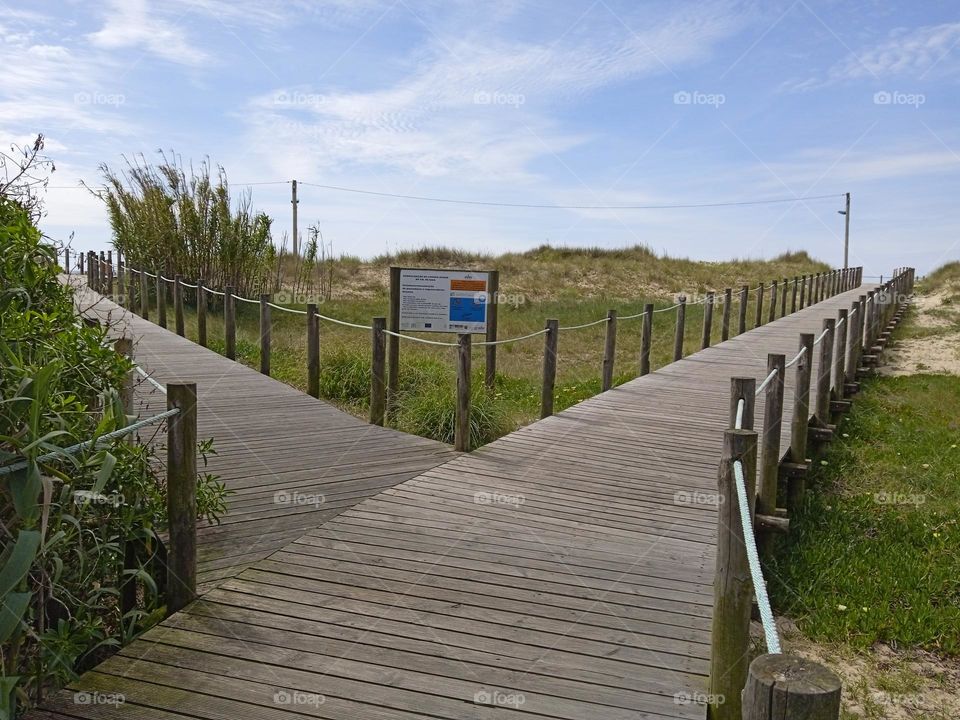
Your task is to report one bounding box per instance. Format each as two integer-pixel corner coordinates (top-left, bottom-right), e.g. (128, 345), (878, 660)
(743, 654), (841, 720)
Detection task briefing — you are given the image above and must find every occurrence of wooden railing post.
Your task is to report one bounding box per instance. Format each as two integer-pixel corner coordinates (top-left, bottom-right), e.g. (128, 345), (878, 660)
(174, 275), (185, 336)
(779, 278), (787, 317)
(259, 294), (271, 376)
(156, 271), (167, 328)
(224, 287), (236, 360)
(730, 377), (756, 429)
(738, 285), (749, 334)
(759, 354), (786, 520)
(754, 281), (764, 327)
(721, 288), (732, 341)
(833, 309), (848, 401)
(639, 304), (653, 375)
(99, 251), (106, 293)
(791, 276), (798, 313)
(744, 654), (841, 719)
(709, 427), (758, 720)
(815, 319), (835, 425)
(64, 247), (71, 274)
(673, 296), (686, 361)
(767, 280), (777, 323)
(601, 309), (617, 391)
(813, 273), (821, 303)
(79, 250), (85, 276)
(701, 291), (715, 349)
(196, 279), (207, 348)
(540, 319), (559, 418)
(370, 317), (386, 425)
(485, 270), (499, 389)
(455, 333), (471, 452)
(166, 382), (197, 614)
(799, 275), (807, 309)
(307, 304), (320, 399)
(107, 254), (115, 301)
(788, 333), (815, 511)
(90, 252), (98, 292)
(139, 270), (149, 320)
(387, 266), (401, 422)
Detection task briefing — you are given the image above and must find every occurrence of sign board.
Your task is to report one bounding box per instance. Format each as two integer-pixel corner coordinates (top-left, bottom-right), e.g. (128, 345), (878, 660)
(398, 268), (490, 333)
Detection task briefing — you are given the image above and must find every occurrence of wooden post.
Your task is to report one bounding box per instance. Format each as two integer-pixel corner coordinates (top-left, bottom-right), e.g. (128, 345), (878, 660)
(455, 333), (471, 452)
(91, 252), (99, 292)
(156, 271), (167, 328)
(791, 277), (798, 313)
(833, 309), (848, 400)
(224, 287), (236, 360)
(709, 427), (758, 720)
(485, 270), (499, 389)
(540, 319), (559, 418)
(370, 317), (386, 425)
(738, 285), (748, 334)
(65, 248), (71, 274)
(673, 296), (686, 361)
(758, 353), (786, 520)
(79, 250), (85, 276)
(744, 654), (841, 720)
(799, 275), (807, 309)
(639, 304), (653, 375)
(259, 294), (271, 376)
(174, 275), (185, 336)
(601, 309), (617, 391)
(788, 333), (815, 511)
(730, 377), (756, 429)
(815, 319), (835, 425)
(387, 266), (401, 420)
(107, 253), (115, 301)
(115, 337), (134, 419)
(754, 282), (764, 327)
(196, 279), (207, 348)
(139, 270), (149, 320)
(721, 288), (732, 341)
(307, 304), (320, 399)
(768, 280), (777, 323)
(814, 273), (821, 303)
(99, 251), (106, 293)
(780, 278), (787, 317)
(166, 383), (197, 614)
(701, 291), (715, 349)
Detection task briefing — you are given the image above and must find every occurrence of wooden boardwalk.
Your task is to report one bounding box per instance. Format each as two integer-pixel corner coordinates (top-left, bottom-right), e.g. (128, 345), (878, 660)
(35, 281), (874, 720)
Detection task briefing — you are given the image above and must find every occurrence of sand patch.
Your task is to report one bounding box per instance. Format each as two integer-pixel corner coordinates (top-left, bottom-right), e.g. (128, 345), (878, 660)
(880, 282), (960, 377)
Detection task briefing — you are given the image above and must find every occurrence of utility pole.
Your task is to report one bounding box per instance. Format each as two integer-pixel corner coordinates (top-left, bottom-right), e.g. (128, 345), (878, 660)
(291, 179), (299, 256)
(839, 192), (850, 269)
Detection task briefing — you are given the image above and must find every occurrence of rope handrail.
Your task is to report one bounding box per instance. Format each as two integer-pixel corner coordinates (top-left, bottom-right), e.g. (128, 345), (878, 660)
(755, 367), (778, 396)
(0, 408), (180, 477)
(735, 398), (745, 429)
(135, 366), (167, 394)
(784, 345), (806, 369)
(558, 317), (611, 331)
(813, 327), (830, 346)
(733, 458), (782, 653)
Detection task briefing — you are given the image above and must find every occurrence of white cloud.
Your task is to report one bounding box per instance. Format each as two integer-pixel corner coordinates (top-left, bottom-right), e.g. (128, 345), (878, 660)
(87, 0), (208, 65)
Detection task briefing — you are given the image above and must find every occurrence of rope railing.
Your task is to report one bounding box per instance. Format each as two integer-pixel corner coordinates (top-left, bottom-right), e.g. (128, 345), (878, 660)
(784, 345), (806, 369)
(754, 367), (778, 396)
(135, 366), (167, 394)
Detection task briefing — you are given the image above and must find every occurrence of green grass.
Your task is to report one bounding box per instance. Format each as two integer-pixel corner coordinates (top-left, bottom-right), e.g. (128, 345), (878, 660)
(769, 374), (960, 654)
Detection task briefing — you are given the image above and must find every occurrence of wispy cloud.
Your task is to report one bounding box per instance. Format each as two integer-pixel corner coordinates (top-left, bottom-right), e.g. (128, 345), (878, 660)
(87, 0), (208, 65)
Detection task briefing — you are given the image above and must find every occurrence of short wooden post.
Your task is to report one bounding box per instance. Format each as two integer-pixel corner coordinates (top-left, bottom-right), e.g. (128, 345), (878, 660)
(115, 337), (134, 419)
(813, 273), (821, 303)
(99, 251), (106, 292)
(601, 309), (617, 391)
(673, 296), (686, 361)
(759, 353), (786, 520)
(754, 281), (764, 327)
(788, 333), (815, 511)
(730, 377), (756, 429)
(307, 304), (320, 399)
(139, 270), (149, 320)
(79, 250), (85, 276)
(64, 248), (71, 274)
(166, 382), (197, 614)
(90, 253), (99, 292)
(540, 319), (559, 418)
(174, 275), (185, 336)
(799, 275), (807, 309)
(780, 278), (787, 317)
(701, 291), (715, 349)
(455, 333), (471, 452)
(768, 280), (777, 323)
(259, 294), (271, 376)
(224, 287), (236, 360)
(485, 270), (499, 389)
(709, 427), (758, 720)
(196, 279), (207, 348)
(639, 304), (653, 375)
(738, 284), (748, 334)
(833, 309), (848, 400)
(370, 317), (386, 425)
(387, 266), (401, 421)
(815, 319), (835, 425)
(791, 276), (798, 313)
(107, 255), (115, 301)
(156, 271), (166, 328)
(721, 288), (732, 341)
(744, 654), (841, 720)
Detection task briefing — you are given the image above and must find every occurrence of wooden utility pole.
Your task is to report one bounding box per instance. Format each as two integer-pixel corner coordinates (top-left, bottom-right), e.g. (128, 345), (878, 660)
(841, 192), (850, 269)
(291, 179), (299, 256)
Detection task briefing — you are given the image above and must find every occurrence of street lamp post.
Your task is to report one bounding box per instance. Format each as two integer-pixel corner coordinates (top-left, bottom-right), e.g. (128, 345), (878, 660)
(838, 192), (850, 269)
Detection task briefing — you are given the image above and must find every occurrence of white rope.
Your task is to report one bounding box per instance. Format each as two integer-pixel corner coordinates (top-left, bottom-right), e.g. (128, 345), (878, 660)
(477, 328), (550, 346)
(755, 367), (778, 396)
(813, 327), (830, 346)
(233, 294), (260, 305)
(835, 316), (845, 329)
(134, 366), (166, 394)
(785, 345), (806, 369)
(382, 329), (458, 346)
(160, 275), (175, 283)
(267, 302), (306, 314)
(733, 458), (782, 653)
(206, 288), (225, 297)
(734, 398), (745, 429)
(179, 280), (198, 289)
(558, 317), (611, 331)
(140, 269), (158, 278)
(652, 302), (683, 313)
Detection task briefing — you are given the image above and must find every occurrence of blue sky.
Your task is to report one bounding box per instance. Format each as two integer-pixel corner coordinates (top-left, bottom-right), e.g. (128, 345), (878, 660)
(4, 0), (959, 274)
